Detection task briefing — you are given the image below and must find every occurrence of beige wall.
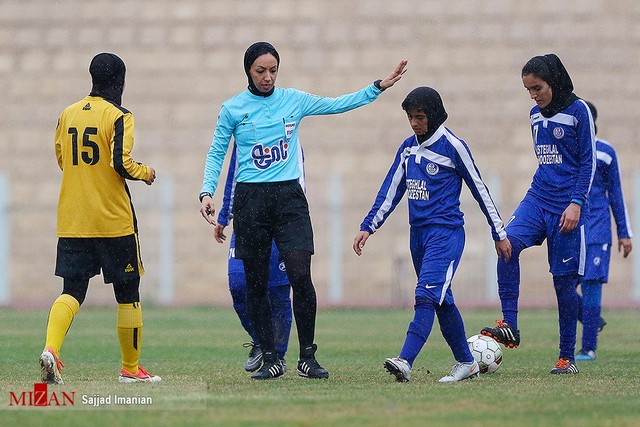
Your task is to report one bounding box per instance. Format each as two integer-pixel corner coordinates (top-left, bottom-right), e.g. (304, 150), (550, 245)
(1, 0), (638, 307)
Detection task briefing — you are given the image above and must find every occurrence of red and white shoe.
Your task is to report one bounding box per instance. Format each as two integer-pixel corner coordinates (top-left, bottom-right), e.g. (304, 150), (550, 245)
(39, 347), (64, 385)
(119, 366), (162, 383)
(438, 360), (479, 383)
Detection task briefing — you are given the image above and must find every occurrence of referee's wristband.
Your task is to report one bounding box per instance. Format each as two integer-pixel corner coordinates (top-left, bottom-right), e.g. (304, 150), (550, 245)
(373, 79), (384, 91)
(199, 192), (212, 203)
(570, 198), (583, 206)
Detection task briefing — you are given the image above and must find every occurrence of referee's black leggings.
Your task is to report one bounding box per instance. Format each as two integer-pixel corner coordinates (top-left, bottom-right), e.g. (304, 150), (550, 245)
(244, 250), (316, 355)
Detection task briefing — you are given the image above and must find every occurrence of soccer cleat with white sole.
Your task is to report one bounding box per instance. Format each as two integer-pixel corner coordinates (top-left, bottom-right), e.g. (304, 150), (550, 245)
(39, 347), (64, 385)
(438, 361), (479, 383)
(384, 357), (411, 382)
(119, 366), (162, 383)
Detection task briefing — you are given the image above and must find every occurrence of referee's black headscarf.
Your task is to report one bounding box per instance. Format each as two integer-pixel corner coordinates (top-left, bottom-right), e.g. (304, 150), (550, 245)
(243, 41), (280, 97)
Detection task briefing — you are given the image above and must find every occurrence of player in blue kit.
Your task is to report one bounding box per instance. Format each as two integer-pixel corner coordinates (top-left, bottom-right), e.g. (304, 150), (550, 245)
(575, 101), (633, 361)
(214, 144), (292, 372)
(354, 87), (511, 383)
(481, 54), (596, 374)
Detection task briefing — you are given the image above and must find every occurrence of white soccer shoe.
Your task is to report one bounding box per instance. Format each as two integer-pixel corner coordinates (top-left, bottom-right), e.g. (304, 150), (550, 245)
(384, 357), (411, 382)
(438, 360), (479, 383)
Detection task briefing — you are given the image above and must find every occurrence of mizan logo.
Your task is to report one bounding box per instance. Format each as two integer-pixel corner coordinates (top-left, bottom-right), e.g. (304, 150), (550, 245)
(9, 383), (75, 407)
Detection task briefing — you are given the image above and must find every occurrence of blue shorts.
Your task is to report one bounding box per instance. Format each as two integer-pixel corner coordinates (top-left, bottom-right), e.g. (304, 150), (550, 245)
(228, 233), (289, 286)
(582, 242), (611, 282)
(506, 196), (587, 276)
(409, 225), (465, 305)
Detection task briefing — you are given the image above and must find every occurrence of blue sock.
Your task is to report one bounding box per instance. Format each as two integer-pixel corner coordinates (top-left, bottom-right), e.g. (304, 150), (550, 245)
(229, 278), (258, 343)
(497, 237), (526, 330)
(553, 274), (579, 361)
(399, 298), (435, 366)
(580, 280), (602, 352)
(269, 284), (292, 359)
(576, 288), (584, 323)
(436, 302), (474, 363)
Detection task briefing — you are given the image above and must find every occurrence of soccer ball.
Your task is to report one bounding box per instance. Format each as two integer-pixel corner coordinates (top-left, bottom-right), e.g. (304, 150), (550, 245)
(467, 334), (503, 374)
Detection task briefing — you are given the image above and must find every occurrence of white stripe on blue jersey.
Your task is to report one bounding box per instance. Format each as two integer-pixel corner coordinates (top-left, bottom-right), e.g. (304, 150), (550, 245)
(361, 125), (506, 241)
(587, 138), (633, 243)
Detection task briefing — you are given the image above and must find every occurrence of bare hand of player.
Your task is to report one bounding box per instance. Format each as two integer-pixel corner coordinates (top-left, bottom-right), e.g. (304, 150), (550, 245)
(495, 237), (512, 262)
(214, 223), (227, 244)
(618, 237), (632, 258)
(559, 202), (581, 233)
(145, 168), (156, 185)
(353, 231), (371, 256)
(199, 195), (216, 226)
(379, 60), (408, 90)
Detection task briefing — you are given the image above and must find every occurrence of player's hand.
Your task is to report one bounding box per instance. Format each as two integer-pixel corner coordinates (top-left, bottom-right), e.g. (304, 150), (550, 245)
(379, 60), (408, 90)
(199, 195), (216, 226)
(559, 202), (581, 233)
(214, 223), (227, 244)
(618, 238), (632, 258)
(353, 231), (371, 256)
(145, 168), (156, 185)
(495, 237), (512, 262)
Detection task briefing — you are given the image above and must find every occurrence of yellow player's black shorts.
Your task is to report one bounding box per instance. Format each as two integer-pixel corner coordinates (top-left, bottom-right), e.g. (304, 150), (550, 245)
(55, 234), (143, 283)
(232, 180), (314, 260)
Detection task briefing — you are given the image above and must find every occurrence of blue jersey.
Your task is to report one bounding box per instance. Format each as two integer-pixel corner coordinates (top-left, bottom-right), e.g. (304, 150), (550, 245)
(201, 84), (381, 195)
(526, 99), (596, 214)
(360, 125), (507, 242)
(587, 138), (633, 244)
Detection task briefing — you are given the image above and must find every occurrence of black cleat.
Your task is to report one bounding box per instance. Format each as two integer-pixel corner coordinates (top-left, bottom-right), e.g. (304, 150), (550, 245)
(243, 342), (263, 372)
(481, 320), (521, 348)
(297, 344), (329, 379)
(251, 351), (284, 380)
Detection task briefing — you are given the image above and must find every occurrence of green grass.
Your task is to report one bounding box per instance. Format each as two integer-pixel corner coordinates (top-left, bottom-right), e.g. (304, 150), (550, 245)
(1, 306), (639, 426)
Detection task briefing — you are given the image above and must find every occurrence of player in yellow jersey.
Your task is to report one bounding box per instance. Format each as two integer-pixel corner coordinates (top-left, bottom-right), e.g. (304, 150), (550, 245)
(39, 53), (160, 384)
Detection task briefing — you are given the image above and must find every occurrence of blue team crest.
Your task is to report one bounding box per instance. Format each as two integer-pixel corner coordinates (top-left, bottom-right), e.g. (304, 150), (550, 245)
(426, 163), (439, 175)
(593, 257), (601, 266)
(553, 127), (564, 139)
(279, 261), (286, 272)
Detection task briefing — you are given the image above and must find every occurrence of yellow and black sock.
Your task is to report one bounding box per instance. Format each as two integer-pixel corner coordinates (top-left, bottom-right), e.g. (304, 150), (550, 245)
(117, 302), (143, 374)
(44, 294), (80, 356)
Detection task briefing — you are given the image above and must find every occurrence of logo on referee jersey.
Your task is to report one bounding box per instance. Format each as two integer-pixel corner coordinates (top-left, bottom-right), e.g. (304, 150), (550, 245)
(251, 139), (289, 170)
(124, 263), (135, 273)
(426, 163), (439, 175)
(553, 127), (564, 139)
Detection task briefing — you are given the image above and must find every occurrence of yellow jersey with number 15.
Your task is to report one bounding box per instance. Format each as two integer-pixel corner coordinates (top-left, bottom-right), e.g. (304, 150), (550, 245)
(55, 95), (152, 238)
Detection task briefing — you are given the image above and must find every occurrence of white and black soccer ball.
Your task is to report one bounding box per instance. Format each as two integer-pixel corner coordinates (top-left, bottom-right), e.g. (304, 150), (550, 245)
(467, 334), (503, 374)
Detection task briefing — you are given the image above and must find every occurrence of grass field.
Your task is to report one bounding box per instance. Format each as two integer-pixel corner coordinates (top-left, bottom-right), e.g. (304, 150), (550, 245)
(1, 306), (639, 426)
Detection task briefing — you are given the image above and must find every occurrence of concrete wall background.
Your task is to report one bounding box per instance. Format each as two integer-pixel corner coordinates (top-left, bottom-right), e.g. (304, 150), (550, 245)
(1, 0), (638, 308)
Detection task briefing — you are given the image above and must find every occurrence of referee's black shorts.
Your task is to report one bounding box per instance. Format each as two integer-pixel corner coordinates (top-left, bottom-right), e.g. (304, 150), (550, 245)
(232, 180), (314, 260)
(55, 234), (144, 283)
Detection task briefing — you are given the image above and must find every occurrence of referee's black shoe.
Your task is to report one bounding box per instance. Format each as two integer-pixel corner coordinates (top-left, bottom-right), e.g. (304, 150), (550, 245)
(251, 351), (284, 380)
(297, 344), (329, 379)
